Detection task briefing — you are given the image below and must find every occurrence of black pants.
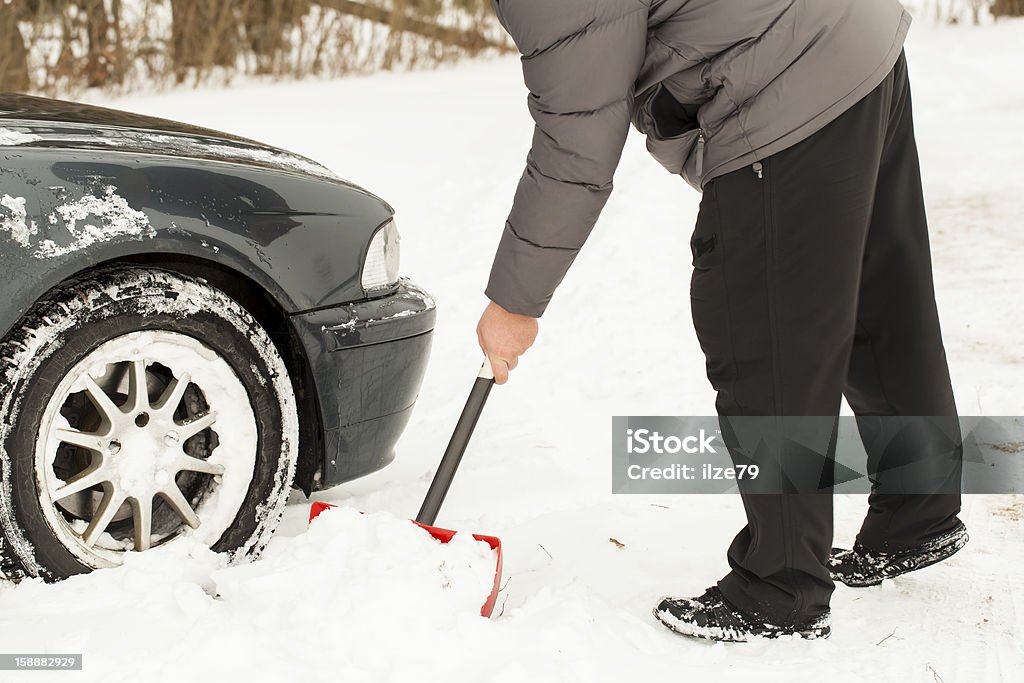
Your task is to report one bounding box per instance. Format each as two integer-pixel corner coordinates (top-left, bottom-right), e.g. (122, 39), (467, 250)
(689, 52), (962, 624)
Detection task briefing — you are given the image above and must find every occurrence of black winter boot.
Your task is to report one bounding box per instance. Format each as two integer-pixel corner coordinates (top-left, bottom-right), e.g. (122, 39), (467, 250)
(829, 520), (969, 588)
(653, 587), (831, 642)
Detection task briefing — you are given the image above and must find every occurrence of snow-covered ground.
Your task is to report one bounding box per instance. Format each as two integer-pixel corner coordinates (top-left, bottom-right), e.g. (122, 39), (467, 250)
(2, 16), (1023, 683)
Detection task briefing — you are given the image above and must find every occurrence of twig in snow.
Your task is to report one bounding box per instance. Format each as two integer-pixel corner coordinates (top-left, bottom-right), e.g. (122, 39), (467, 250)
(538, 543), (553, 559)
(650, 504), (670, 509)
(499, 576), (512, 593)
(609, 537), (625, 549)
(875, 628), (898, 646)
(927, 664), (945, 683)
(983, 441), (1024, 454)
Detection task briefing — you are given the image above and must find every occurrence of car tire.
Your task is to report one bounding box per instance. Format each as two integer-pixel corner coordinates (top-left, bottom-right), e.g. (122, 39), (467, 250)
(0, 266), (298, 580)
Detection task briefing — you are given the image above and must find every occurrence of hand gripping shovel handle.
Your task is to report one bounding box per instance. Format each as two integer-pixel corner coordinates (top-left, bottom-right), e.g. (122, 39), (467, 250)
(415, 360), (496, 527)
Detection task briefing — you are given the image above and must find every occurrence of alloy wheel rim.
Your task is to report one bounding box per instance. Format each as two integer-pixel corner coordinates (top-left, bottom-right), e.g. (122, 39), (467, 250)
(35, 330), (259, 568)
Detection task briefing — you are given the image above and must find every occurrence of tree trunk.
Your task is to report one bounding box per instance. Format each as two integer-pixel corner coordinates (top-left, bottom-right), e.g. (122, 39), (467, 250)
(0, 3), (31, 92)
(170, 0), (243, 83)
(245, 0), (312, 74)
(992, 0), (1024, 17)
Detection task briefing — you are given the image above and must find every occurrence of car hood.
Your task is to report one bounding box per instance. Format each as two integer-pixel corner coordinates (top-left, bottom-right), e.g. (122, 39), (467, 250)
(0, 93), (340, 183)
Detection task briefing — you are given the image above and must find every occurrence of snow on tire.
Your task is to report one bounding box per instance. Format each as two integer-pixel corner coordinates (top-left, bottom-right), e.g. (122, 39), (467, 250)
(0, 267), (298, 580)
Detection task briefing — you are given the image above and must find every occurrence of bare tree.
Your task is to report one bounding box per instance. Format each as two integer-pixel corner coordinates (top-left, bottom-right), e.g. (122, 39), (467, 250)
(968, 0), (985, 23)
(79, 0), (117, 87)
(311, 0), (506, 53)
(992, 0), (1024, 17)
(245, 0), (313, 74)
(0, 1), (31, 93)
(8, 0), (511, 95)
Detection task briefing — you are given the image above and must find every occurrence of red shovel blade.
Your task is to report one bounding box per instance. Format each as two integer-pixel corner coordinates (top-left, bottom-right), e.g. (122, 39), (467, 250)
(308, 501), (503, 618)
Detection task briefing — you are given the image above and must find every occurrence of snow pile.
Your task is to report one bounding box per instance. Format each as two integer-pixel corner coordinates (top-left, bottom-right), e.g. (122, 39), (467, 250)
(218, 507), (496, 626)
(0, 508), (497, 682)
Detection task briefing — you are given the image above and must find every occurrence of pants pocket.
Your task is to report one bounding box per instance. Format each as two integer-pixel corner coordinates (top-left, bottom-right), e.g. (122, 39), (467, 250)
(689, 184), (732, 401)
(690, 182), (721, 269)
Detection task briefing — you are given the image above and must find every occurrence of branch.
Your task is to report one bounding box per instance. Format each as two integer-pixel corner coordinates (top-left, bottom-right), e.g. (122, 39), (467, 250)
(311, 0), (512, 52)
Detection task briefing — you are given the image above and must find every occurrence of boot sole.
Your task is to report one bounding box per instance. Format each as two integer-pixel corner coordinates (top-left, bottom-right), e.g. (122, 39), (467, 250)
(652, 605), (831, 643)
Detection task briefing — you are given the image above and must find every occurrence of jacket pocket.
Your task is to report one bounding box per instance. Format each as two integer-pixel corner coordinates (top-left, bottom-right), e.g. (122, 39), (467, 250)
(635, 83), (702, 177)
(650, 84), (701, 138)
(646, 127), (701, 176)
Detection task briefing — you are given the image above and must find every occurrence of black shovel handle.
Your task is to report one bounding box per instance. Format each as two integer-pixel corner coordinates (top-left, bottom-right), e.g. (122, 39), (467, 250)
(415, 361), (495, 526)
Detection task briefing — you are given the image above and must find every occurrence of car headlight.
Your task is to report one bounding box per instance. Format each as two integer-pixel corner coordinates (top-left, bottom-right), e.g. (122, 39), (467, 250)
(361, 219), (401, 293)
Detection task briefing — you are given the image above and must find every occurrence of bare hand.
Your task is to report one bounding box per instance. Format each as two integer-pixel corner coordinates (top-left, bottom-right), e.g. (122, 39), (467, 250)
(476, 301), (538, 384)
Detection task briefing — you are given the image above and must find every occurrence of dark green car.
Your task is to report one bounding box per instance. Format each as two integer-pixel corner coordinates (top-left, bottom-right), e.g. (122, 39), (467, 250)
(0, 95), (435, 580)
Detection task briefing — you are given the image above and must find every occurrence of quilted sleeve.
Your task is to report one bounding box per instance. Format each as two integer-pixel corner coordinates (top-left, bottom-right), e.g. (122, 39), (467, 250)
(486, 0), (649, 317)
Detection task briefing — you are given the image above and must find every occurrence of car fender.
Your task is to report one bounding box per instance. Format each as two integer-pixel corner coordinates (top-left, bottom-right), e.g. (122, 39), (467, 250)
(1, 149), (394, 335)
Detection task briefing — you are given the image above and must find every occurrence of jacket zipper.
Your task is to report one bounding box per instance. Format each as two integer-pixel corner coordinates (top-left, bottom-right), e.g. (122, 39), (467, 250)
(696, 132), (705, 178)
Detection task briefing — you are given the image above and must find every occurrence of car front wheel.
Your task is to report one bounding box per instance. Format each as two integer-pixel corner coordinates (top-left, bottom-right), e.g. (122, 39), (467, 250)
(0, 267), (298, 579)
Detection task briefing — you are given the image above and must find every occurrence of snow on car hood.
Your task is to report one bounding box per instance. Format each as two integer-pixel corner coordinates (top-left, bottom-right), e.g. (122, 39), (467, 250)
(0, 127), (42, 145)
(0, 94), (338, 182)
(0, 120), (339, 182)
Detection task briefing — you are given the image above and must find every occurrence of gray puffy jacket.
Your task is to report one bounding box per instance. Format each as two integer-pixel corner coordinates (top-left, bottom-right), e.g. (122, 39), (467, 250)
(486, 0), (911, 317)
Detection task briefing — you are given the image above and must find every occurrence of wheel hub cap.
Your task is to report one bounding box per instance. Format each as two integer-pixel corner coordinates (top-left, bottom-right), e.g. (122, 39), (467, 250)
(34, 330), (258, 568)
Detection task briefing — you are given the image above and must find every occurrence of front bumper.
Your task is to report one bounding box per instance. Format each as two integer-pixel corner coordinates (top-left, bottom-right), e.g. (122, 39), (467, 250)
(291, 278), (435, 489)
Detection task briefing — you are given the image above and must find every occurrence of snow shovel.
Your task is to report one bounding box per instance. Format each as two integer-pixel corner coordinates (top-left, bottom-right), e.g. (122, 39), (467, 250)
(308, 360), (503, 618)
